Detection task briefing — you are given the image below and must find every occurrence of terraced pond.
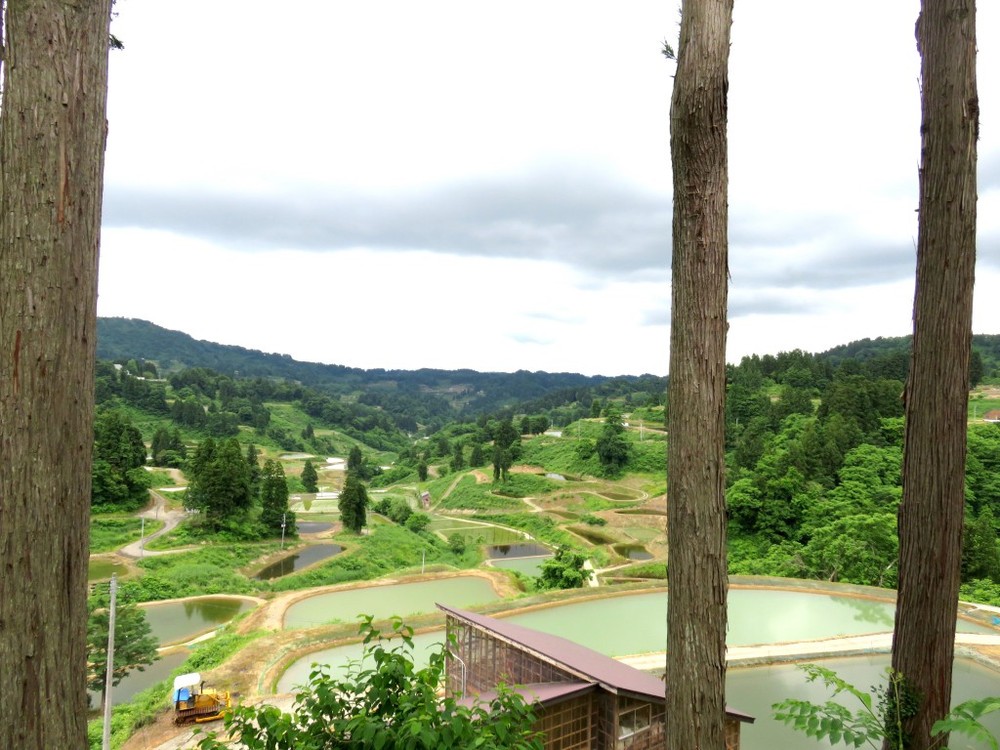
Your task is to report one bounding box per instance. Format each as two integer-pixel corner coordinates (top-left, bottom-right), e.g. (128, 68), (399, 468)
(282, 576), (500, 630)
(254, 544), (343, 580)
(278, 587), (997, 690)
(88, 558), (128, 582)
(142, 596), (256, 646)
(485, 543), (549, 558)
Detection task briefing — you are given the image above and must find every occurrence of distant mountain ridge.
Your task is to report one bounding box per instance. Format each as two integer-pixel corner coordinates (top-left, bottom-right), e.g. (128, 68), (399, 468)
(95, 317), (628, 417)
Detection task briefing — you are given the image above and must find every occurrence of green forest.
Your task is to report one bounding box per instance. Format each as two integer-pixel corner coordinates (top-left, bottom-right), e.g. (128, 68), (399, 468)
(93, 320), (1000, 602)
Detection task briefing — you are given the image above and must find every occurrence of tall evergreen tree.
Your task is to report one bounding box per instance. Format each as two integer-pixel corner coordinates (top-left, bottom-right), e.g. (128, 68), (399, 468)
(595, 406), (630, 476)
(492, 444), (512, 483)
(470, 443), (485, 468)
(300, 459), (319, 493)
(348, 445), (364, 474)
(339, 472), (369, 534)
(185, 437), (217, 511)
(86, 588), (159, 712)
(246, 442), (262, 499)
(260, 459), (293, 534)
(492, 418), (519, 482)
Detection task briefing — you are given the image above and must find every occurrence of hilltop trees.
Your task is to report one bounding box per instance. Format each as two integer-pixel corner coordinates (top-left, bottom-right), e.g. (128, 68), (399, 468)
(596, 405), (631, 476)
(492, 418), (520, 482)
(665, 0), (734, 749)
(186, 438), (253, 527)
(151, 426), (187, 467)
(91, 410), (152, 509)
(0, 0), (113, 745)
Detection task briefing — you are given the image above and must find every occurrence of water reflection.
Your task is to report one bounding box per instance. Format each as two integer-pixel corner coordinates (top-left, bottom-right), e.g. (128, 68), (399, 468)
(143, 597), (254, 645)
(283, 576), (499, 630)
(485, 543), (549, 558)
(254, 544), (343, 580)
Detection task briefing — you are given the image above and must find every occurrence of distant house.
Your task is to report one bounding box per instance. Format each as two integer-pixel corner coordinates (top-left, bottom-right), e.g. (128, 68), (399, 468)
(439, 604), (753, 750)
(983, 410), (1000, 423)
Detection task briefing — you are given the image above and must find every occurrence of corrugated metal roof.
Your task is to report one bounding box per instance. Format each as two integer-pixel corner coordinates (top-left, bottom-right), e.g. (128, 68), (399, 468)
(439, 603), (754, 723)
(456, 681), (596, 708)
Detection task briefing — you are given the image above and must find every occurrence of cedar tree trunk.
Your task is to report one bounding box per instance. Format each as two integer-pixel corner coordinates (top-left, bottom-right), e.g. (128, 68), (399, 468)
(0, 1), (112, 747)
(887, 1), (978, 748)
(666, 1), (733, 749)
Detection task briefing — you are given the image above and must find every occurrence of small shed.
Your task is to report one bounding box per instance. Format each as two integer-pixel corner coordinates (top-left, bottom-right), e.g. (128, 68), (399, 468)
(439, 604), (753, 750)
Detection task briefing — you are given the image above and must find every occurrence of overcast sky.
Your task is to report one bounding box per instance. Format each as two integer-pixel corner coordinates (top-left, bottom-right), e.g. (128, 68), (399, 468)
(97, 1), (1000, 376)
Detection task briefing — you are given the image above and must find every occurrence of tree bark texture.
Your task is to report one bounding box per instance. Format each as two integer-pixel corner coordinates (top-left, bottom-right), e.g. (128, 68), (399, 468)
(666, 1), (733, 749)
(887, 2), (977, 749)
(0, 1), (111, 748)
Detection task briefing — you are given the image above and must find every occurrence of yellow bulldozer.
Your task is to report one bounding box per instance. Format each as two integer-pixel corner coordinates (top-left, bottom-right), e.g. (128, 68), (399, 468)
(172, 672), (231, 725)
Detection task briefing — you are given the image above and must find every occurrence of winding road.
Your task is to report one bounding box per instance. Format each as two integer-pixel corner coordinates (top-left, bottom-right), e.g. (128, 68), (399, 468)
(118, 490), (190, 559)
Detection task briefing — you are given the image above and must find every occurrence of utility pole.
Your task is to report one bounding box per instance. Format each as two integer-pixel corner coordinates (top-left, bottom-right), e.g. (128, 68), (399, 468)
(102, 574), (118, 750)
(280, 513), (287, 550)
(140, 517), (145, 558)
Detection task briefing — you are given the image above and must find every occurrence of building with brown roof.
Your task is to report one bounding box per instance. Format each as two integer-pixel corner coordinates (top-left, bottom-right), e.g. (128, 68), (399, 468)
(439, 604), (753, 750)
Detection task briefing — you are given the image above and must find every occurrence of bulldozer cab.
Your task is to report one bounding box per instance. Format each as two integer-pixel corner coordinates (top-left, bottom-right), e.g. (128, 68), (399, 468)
(172, 672), (204, 706)
(173, 672), (230, 724)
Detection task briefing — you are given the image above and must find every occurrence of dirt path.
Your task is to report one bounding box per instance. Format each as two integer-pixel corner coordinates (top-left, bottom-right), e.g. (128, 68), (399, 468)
(118, 491), (190, 559)
(521, 496), (544, 512)
(437, 470), (469, 504)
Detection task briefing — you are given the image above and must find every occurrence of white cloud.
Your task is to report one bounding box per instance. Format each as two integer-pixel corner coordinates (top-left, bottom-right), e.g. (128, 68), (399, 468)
(98, 0), (1000, 375)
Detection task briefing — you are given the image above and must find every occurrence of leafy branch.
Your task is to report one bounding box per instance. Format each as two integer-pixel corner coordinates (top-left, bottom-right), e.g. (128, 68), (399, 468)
(773, 664), (1000, 750)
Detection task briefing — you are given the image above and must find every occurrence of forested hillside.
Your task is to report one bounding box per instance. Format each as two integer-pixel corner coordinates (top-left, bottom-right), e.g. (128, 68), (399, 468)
(722, 346), (1000, 602)
(94, 318), (1000, 601)
(96, 317), (641, 424)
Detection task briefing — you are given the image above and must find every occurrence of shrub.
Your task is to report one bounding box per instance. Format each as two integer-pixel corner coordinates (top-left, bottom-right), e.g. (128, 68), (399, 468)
(196, 618), (542, 750)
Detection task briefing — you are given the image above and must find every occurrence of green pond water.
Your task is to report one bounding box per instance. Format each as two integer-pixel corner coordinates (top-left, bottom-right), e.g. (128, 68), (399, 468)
(278, 632), (441, 692)
(88, 648), (190, 708)
(613, 544), (653, 561)
(254, 544), (343, 580)
(485, 543), (550, 559)
(88, 559), (128, 582)
(283, 576), (500, 630)
(277, 588), (997, 693)
(142, 597), (255, 646)
(490, 556), (552, 577)
(504, 589), (994, 655)
(296, 521), (334, 534)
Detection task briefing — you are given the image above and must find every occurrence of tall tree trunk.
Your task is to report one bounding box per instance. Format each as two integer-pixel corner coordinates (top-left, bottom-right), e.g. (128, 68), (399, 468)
(887, 1), (977, 749)
(666, 1), (733, 749)
(0, 1), (111, 747)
